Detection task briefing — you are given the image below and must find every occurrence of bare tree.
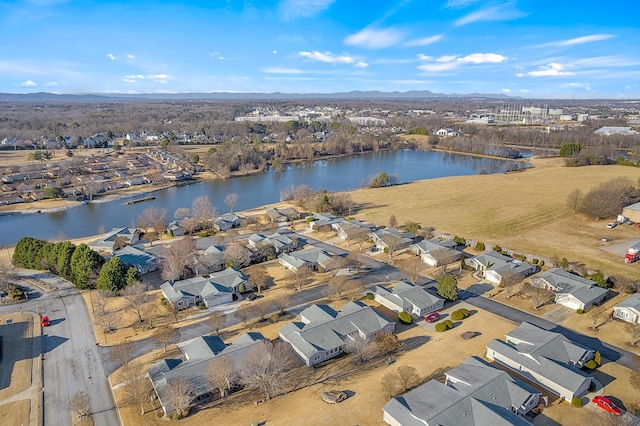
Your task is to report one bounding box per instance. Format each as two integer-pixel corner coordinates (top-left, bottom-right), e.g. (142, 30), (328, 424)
(628, 323), (640, 346)
(381, 233), (403, 258)
(93, 292), (119, 333)
(138, 206), (168, 231)
(401, 257), (426, 284)
(163, 377), (194, 419)
(234, 304), (252, 326)
(431, 248), (461, 278)
(272, 294), (291, 316)
(589, 304), (609, 330)
(567, 188), (583, 213)
(344, 335), (371, 364)
(192, 195), (216, 230)
(246, 264), (269, 293)
(328, 256), (349, 276)
(0, 260), (16, 291)
(249, 300), (270, 322)
(121, 281), (152, 324)
(208, 312), (226, 336)
(110, 342), (135, 368)
(524, 283), (554, 309)
(325, 275), (349, 299)
(70, 391), (91, 421)
(343, 279), (364, 301)
(240, 340), (299, 401)
(500, 270), (524, 299)
(396, 365), (420, 392)
(224, 242), (252, 268)
(122, 364), (152, 415)
(291, 267), (312, 292)
(205, 356), (236, 398)
(381, 372), (401, 398)
(154, 325), (179, 353)
(375, 332), (400, 356)
(225, 193), (238, 213)
(161, 237), (196, 281)
(388, 215), (398, 229)
(174, 207), (191, 221)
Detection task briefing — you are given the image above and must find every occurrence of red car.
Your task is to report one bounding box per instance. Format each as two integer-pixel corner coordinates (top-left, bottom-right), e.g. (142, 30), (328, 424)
(592, 396), (622, 416)
(425, 312), (441, 323)
(41, 316), (50, 327)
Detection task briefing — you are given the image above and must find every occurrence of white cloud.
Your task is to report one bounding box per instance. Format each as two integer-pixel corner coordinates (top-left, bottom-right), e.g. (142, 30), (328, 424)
(557, 34), (614, 46)
(272, 50), (278, 54)
(148, 74), (171, 83)
(261, 67), (304, 74)
(458, 53), (507, 64)
(21, 80), (37, 87)
(444, 0), (481, 8)
(123, 74), (145, 83)
(454, 3), (527, 26)
(418, 62), (460, 72)
(279, 0), (335, 20)
(127, 54), (135, 59)
(417, 54), (432, 61)
(519, 89), (530, 93)
(44, 81), (59, 87)
(501, 88), (511, 93)
(355, 61), (368, 68)
(344, 27), (404, 49)
(526, 63), (574, 77)
(404, 34), (443, 47)
(107, 53), (115, 60)
(436, 55), (458, 63)
(299, 51), (354, 64)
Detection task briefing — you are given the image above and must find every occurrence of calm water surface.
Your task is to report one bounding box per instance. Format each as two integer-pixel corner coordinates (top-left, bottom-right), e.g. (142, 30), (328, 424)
(0, 150), (524, 247)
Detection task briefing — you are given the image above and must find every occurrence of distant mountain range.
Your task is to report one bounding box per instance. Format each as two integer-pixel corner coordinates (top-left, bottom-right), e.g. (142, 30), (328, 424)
(0, 90), (515, 102)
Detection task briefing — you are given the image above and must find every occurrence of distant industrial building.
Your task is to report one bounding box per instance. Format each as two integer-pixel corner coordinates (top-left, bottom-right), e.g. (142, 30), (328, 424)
(593, 126), (639, 136)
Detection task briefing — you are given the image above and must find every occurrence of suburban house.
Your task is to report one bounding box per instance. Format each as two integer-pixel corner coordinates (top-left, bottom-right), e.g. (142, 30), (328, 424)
(530, 268), (608, 311)
(333, 219), (375, 241)
(247, 232), (295, 253)
(369, 228), (417, 252)
(160, 277), (234, 309)
(166, 220), (185, 237)
(436, 128), (460, 137)
(486, 322), (595, 400)
(279, 301), (395, 366)
(87, 227), (141, 254)
(307, 212), (341, 230)
(613, 293), (640, 324)
(209, 267), (251, 294)
(278, 247), (333, 273)
(383, 356), (540, 426)
(148, 332), (266, 416)
(199, 244), (225, 272)
(266, 207), (300, 222)
(112, 245), (158, 274)
(372, 281), (444, 317)
(213, 212), (243, 231)
(410, 239), (463, 267)
(466, 251), (534, 285)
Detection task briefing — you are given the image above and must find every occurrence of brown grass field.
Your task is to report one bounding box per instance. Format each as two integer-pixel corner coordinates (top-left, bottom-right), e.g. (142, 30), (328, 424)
(349, 157), (640, 280)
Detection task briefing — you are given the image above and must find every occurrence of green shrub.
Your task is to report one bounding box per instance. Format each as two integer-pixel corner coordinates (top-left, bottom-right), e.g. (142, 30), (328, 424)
(475, 241), (485, 251)
(270, 312), (280, 323)
(539, 260), (545, 267)
(435, 323), (449, 332)
(398, 312), (413, 324)
(453, 236), (466, 245)
(198, 302), (207, 309)
(594, 351), (601, 366)
(198, 230), (212, 237)
(532, 258), (538, 264)
(571, 397), (583, 407)
(576, 309), (584, 314)
(451, 310), (465, 321)
(306, 217), (316, 223)
(560, 258), (568, 268)
(583, 360), (597, 370)
(458, 308), (470, 318)
(383, 247), (389, 254)
(492, 244), (502, 253)
(443, 319), (454, 329)
(365, 292), (374, 300)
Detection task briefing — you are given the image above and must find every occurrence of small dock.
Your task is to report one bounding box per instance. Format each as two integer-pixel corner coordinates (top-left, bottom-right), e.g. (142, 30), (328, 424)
(125, 196), (156, 205)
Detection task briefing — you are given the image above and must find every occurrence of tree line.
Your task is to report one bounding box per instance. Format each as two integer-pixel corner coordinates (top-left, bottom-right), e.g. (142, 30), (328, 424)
(12, 237), (140, 292)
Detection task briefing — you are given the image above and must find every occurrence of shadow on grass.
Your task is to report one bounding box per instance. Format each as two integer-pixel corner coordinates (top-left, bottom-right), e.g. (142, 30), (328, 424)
(402, 335), (430, 351)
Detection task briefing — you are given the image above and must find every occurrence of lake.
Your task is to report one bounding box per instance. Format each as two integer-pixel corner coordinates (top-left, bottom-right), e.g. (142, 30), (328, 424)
(0, 149), (525, 247)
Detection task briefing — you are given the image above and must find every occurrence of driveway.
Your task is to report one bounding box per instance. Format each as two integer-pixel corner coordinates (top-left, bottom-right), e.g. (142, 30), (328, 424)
(0, 270), (119, 426)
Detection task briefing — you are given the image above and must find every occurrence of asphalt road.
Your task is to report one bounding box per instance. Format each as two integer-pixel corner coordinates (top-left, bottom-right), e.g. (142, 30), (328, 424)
(0, 270), (119, 426)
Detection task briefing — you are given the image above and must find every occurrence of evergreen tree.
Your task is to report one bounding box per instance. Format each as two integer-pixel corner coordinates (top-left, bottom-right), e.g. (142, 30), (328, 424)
(125, 267), (142, 286)
(437, 274), (459, 301)
(70, 244), (105, 289)
(97, 256), (129, 292)
(55, 241), (76, 280)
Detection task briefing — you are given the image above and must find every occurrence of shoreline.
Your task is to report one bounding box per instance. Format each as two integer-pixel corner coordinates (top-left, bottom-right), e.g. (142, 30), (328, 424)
(0, 147), (540, 215)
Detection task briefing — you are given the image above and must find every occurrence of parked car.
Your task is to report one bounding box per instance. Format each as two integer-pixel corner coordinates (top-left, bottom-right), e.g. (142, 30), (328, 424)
(41, 316), (50, 327)
(425, 312), (441, 323)
(592, 396), (622, 416)
(606, 222), (617, 229)
(602, 237), (612, 242)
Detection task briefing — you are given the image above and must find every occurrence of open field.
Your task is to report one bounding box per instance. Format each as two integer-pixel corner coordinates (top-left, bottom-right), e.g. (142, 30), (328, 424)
(0, 313), (41, 426)
(349, 159), (640, 280)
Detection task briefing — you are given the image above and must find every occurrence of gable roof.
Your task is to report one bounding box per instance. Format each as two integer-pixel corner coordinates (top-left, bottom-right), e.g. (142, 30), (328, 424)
(373, 281), (443, 311)
(112, 245), (156, 268)
(208, 267), (248, 289)
(383, 356), (536, 426)
(278, 247), (333, 269)
(160, 276), (232, 304)
(533, 268), (607, 304)
(615, 294), (640, 312)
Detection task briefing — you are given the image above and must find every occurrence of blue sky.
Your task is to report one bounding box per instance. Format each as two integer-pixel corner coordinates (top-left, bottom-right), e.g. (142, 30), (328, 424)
(1, 0), (639, 98)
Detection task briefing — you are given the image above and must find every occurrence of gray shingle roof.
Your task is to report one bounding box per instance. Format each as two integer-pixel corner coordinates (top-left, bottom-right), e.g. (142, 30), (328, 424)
(373, 281), (443, 312)
(532, 268), (607, 304)
(616, 293), (640, 310)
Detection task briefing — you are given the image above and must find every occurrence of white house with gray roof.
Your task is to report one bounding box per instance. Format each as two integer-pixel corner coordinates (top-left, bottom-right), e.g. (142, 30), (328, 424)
(369, 228), (416, 252)
(383, 356), (538, 426)
(613, 293), (640, 324)
(278, 247), (333, 273)
(209, 267), (251, 293)
(486, 322), (595, 400)
(148, 332), (266, 416)
(279, 301), (395, 366)
(160, 277), (234, 309)
(372, 281), (444, 317)
(247, 232), (294, 253)
(466, 251), (534, 285)
(530, 268), (608, 311)
(213, 212), (243, 231)
(87, 227), (141, 254)
(410, 239), (462, 267)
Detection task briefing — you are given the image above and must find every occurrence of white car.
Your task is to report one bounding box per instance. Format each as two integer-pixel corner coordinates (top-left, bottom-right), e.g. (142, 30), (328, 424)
(606, 222), (617, 229)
